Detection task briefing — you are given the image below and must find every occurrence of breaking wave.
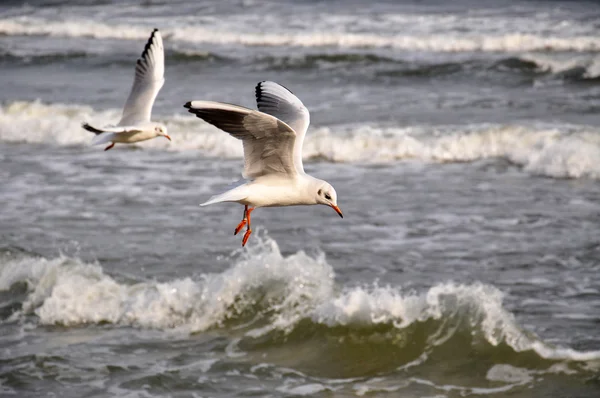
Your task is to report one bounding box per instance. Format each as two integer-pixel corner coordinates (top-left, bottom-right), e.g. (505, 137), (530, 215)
(519, 53), (600, 81)
(2, 101), (600, 179)
(2, 17), (600, 53)
(0, 48), (223, 66)
(1, 237), (599, 377)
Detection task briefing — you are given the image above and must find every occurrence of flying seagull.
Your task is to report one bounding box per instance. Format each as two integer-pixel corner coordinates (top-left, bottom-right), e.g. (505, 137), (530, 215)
(184, 81), (343, 246)
(82, 29), (171, 150)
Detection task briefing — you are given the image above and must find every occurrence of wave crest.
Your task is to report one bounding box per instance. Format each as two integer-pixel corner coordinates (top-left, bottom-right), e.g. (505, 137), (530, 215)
(2, 17), (600, 53)
(1, 237), (599, 372)
(3, 101), (600, 179)
(519, 53), (600, 80)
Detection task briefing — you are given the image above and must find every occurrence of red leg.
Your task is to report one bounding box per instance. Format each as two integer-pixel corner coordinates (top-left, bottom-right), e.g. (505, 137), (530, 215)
(104, 142), (115, 151)
(234, 205), (248, 235)
(242, 207), (254, 246)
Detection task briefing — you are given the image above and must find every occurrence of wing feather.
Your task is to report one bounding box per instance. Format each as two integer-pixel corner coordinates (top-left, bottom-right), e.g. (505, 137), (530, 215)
(119, 29), (165, 126)
(255, 81), (310, 173)
(184, 101), (298, 178)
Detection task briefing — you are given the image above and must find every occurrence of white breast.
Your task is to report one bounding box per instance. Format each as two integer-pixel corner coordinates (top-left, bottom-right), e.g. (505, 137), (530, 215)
(114, 129), (156, 143)
(244, 177), (316, 208)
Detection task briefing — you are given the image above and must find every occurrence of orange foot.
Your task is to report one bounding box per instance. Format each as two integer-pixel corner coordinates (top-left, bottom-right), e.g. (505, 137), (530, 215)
(234, 219), (247, 235)
(104, 142), (115, 151)
(242, 229), (252, 247)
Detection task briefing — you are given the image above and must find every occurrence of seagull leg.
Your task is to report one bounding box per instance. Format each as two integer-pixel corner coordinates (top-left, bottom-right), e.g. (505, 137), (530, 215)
(234, 206), (248, 236)
(104, 142), (115, 151)
(242, 207), (254, 247)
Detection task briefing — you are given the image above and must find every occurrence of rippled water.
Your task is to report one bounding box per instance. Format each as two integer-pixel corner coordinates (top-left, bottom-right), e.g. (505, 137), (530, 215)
(1, 0), (600, 397)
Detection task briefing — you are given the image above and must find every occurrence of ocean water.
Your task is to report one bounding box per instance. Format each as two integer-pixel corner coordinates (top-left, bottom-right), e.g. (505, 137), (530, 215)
(1, 0), (600, 396)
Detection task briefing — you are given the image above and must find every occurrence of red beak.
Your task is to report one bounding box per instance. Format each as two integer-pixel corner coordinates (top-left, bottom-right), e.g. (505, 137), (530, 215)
(164, 135), (172, 141)
(330, 205), (343, 218)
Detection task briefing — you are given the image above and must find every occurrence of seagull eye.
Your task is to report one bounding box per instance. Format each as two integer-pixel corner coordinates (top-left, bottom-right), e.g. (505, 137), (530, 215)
(324, 193), (331, 200)
(318, 189), (322, 195)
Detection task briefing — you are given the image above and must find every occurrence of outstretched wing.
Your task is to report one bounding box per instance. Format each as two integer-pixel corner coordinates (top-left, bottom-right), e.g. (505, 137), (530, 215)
(82, 123), (143, 135)
(255, 81), (310, 173)
(184, 101), (299, 179)
(119, 29), (165, 126)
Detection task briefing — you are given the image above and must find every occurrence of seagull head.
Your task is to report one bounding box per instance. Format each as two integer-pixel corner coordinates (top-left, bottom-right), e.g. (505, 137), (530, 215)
(316, 182), (343, 218)
(154, 124), (171, 141)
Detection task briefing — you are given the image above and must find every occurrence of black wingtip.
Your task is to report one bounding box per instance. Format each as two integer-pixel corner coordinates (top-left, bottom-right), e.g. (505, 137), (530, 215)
(255, 81), (265, 102)
(255, 81), (294, 101)
(81, 122), (103, 135)
(139, 29), (159, 60)
(183, 101), (192, 109)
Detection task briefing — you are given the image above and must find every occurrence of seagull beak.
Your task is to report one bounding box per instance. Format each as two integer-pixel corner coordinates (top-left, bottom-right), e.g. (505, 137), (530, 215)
(330, 204), (343, 218)
(164, 134), (172, 141)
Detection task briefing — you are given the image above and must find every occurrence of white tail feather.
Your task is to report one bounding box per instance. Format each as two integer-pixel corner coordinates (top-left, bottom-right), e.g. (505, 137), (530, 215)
(91, 132), (117, 145)
(200, 195), (226, 207)
(200, 183), (249, 206)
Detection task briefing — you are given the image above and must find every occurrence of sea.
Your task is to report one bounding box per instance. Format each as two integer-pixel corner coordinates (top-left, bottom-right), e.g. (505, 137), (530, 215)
(1, 0), (600, 397)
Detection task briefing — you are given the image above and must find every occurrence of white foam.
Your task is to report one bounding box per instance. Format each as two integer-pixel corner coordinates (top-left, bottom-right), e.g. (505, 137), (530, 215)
(298, 124), (600, 179)
(521, 53), (600, 79)
(0, 101), (238, 154)
(3, 101), (600, 179)
(486, 364), (533, 384)
(0, 254), (70, 291)
(309, 281), (540, 354)
(0, 101), (117, 147)
(2, 236), (334, 330)
(2, 236), (600, 365)
(1, 17), (600, 53)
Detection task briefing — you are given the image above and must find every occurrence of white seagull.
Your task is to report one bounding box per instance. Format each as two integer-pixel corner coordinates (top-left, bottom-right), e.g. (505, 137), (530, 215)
(82, 29), (171, 150)
(184, 81), (343, 246)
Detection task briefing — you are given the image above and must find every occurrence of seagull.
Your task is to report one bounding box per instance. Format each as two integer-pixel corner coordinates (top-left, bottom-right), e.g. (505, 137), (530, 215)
(184, 81), (343, 246)
(82, 29), (171, 150)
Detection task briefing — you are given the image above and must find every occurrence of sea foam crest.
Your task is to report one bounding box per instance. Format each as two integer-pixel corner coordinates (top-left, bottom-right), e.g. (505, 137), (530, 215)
(520, 53), (600, 79)
(2, 236), (600, 365)
(2, 101), (600, 179)
(1, 17), (600, 53)
(307, 124), (600, 179)
(0, 101), (120, 146)
(1, 237), (333, 329)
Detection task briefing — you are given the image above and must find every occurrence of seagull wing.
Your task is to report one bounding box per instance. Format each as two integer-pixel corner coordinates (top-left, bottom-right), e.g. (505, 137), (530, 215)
(82, 123), (143, 135)
(255, 81), (310, 174)
(118, 29), (165, 126)
(184, 101), (298, 179)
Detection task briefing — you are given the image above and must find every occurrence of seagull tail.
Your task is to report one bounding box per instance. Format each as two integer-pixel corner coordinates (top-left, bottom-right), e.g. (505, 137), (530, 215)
(91, 132), (117, 146)
(200, 195), (226, 207)
(200, 185), (248, 207)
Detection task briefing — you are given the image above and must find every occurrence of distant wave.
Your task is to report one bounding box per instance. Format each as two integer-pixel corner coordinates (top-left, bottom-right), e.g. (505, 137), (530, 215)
(255, 52), (395, 71)
(480, 54), (600, 81)
(2, 36), (600, 83)
(0, 46), (226, 66)
(1, 236), (599, 379)
(0, 50), (89, 64)
(518, 54), (600, 81)
(2, 101), (600, 179)
(2, 17), (600, 53)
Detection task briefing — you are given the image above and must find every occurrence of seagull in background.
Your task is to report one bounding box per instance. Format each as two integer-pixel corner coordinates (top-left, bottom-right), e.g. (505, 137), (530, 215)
(82, 29), (171, 150)
(184, 81), (343, 246)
